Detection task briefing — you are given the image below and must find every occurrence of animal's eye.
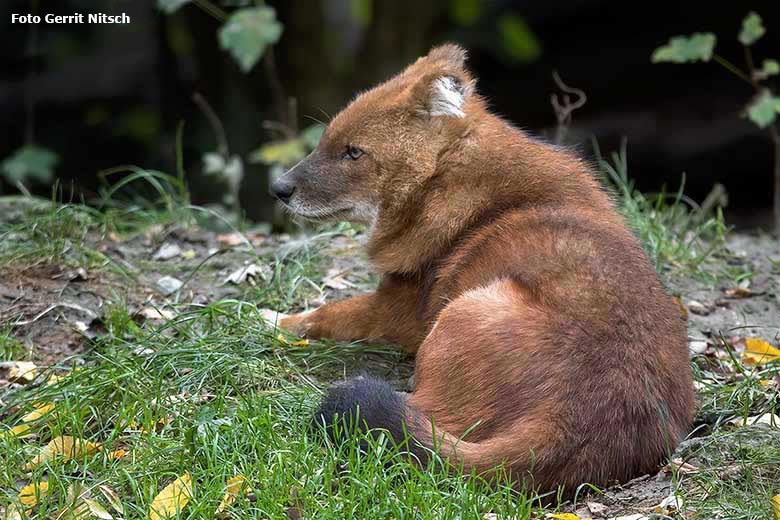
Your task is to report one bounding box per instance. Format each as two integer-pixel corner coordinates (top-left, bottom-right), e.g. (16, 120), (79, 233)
(343, 145), (364, 160)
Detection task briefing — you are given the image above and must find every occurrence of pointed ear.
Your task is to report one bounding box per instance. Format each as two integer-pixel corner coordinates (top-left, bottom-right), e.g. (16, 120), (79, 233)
(412, 72), (474, 118)
(408, 44), (475, 118)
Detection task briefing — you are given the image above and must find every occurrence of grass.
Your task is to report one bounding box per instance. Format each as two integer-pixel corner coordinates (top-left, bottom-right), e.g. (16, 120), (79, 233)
(1, 149), (778, 519)
(595, 139), (728, 282)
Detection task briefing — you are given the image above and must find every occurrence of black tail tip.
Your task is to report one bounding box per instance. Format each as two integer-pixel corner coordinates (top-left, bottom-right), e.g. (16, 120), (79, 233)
(311, 375), (408, 442)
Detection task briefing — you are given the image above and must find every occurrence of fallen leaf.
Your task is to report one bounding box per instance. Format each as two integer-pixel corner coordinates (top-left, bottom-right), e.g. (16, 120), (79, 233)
(0, 424), (31, 439)
(662, 457), (699, 474)
(586, 502), (608, 516)
(152, 242), (182, 261)
(322, 268), (355, 290)
(98, 485), (124, 516)
(724, 286), (753, 298)
(149, 473), (192, 520)
(108, 448), (128, 461)
(83, 498), (113, 519)
(654, 493), (683, 514)
(547, 514), (580, 520)
(277, 334), (309, 347)
(223, 263), (269, 285)
(3, 504), (23, 520)
(741, 337), (780, 366)
(181, 249), (197, 260)
(22, 402), (55, 422)
(138, 307), (176, 321)
(157, 276), (183, 295)
(7, 361), (38, 383)
(215, 475), (249, 514)
(686, 300), (713, 316)
(24, 435), (102, 470)
(18, 481), (50, 507)
(216, 232), (246, 247)
(772, 494), (779, 520)
(728, 413), (780, 428)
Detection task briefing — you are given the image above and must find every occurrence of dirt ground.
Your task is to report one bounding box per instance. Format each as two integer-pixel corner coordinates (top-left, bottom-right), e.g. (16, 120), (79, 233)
(1, 219), (778, 518)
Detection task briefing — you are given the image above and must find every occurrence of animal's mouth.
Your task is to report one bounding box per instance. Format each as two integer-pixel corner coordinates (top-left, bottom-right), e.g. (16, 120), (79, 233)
(281, 203), (352, 222)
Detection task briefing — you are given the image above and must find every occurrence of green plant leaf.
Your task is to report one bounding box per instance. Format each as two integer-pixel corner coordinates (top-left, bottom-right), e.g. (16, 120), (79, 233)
(651, 33), (716, 63)
(1, 145), (59, 184)
(157, 0), (190, 14)
(450, 0), (481, 26)
(759, 59), (780, 78)
(739, 12), (765, 46)
(218, 6), (283, 72)
(497, 14), (541, 63)
(249, 139), (306, 167)
(746, 90), (780, 128)
(300, 125), (324, 149)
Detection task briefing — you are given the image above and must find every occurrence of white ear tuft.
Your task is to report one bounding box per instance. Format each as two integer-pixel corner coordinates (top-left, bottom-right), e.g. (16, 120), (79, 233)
(429, 76), (469, 118)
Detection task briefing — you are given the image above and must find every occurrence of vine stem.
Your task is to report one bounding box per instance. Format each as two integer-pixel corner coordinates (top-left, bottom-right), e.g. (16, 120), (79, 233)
(712, 54), (753, 85)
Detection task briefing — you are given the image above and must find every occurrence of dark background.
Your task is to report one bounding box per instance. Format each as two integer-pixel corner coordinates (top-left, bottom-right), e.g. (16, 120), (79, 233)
(2, 0), (778, 227)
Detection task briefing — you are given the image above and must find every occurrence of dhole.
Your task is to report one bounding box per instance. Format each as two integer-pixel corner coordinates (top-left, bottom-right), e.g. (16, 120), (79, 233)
(269, 44), (695, 492)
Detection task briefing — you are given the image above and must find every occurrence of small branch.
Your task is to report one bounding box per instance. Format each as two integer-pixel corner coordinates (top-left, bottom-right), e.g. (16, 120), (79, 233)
(712, 54), (753, 85)
(263, 48), (291, 129)
(550, 71), (587, 145)
(192, 92), (228, 156)
(191, 0), (227, 22)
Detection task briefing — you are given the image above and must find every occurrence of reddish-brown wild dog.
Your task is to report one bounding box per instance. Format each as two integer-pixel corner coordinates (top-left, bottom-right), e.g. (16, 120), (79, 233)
(269, 44), (695, 492)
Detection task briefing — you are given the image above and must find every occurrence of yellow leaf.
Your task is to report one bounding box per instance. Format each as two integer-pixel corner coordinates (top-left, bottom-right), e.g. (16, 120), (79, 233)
(8, 361), (38, 383)
(18, 481), (50, 507)
(215, 475), (249, 514)
(741, 337), (780, 366)
(276, 334), (309, 347)
(773, 494), (780, 520)
(0, 424), (31, 440)
(108, 449), (128, 461)
(548, 515), (580, 520)
(149, 473), (192, 520)
(24, 435), (102, 470)
(22, 402), (55, 422)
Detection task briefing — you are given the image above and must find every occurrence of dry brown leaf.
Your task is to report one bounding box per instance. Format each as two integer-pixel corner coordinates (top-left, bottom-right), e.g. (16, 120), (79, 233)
(149, 473), (192, 520)
(24, 435), (102, 470)
(741, 337), (780, 366)
(139, 308), (176, 321)
(98, 485), (124, 516)
(83, 498), (113, 519)
(663, 457), (699, 474)
(724, 286), (753, 298)
(8, 361), (38, 383)
(215, 475), (249, 514)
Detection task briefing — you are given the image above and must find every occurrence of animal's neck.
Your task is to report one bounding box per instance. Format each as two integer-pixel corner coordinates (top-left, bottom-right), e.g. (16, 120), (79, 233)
(366, 113), (614, 275)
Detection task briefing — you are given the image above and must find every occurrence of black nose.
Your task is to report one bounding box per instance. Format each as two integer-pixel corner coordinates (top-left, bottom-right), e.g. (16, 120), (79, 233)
(270, 178), (296, 203)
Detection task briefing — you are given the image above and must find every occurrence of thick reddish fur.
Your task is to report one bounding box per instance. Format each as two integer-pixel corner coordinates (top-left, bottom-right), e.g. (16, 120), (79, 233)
(276, 44), (696, 492)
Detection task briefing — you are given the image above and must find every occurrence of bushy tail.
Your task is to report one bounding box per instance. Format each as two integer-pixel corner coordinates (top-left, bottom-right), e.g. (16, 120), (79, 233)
(311, 376), (498, 472)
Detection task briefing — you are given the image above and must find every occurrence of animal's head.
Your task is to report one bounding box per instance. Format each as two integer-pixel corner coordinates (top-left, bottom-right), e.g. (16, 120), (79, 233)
(270, 44), (477, 224)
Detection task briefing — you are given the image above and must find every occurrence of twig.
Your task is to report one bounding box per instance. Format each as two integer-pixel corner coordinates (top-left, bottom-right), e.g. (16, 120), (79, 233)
(550, 71), (587, 145)
(192, 92), (229, 156)
(263, 48), (292, 130)
(11, 302), (97, 327)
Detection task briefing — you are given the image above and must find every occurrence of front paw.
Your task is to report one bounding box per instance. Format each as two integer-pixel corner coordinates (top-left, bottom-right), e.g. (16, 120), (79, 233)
(259, 308), (289, 327)
(279, 310), (316, 337)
